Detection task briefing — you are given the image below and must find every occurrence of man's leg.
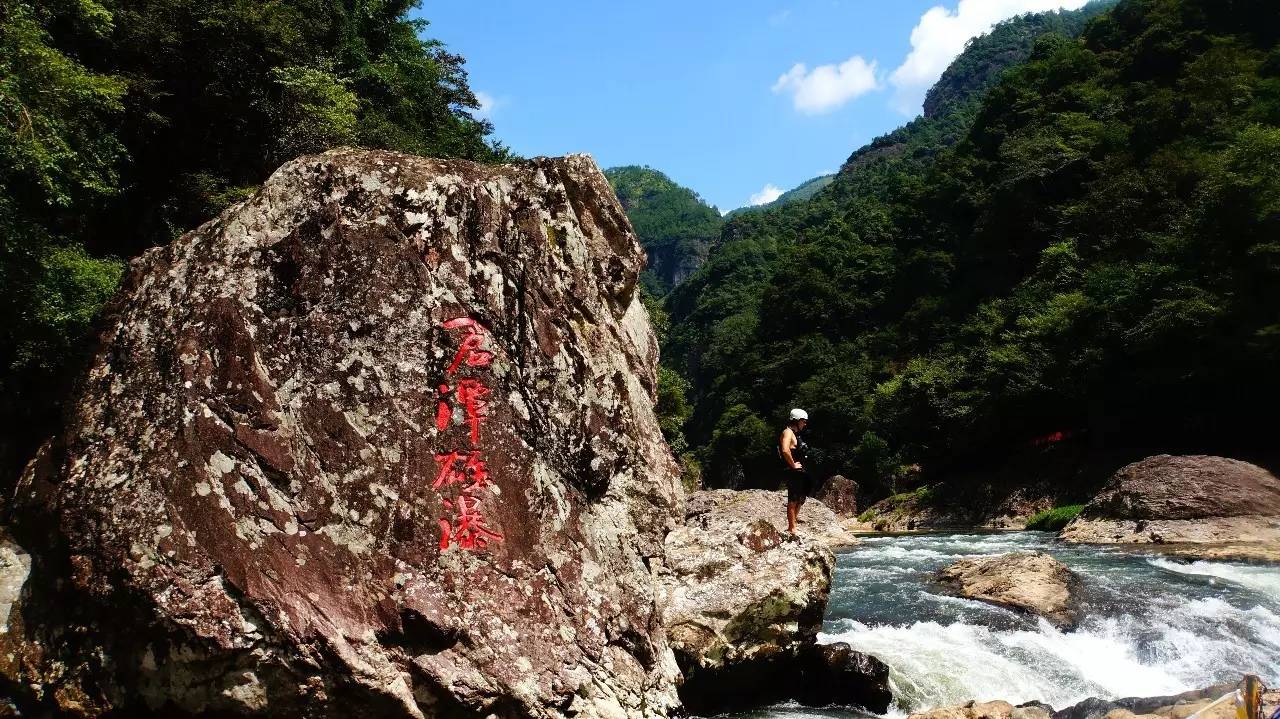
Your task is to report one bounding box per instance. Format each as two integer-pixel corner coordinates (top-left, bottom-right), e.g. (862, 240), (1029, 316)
(787, 501), (798, 533)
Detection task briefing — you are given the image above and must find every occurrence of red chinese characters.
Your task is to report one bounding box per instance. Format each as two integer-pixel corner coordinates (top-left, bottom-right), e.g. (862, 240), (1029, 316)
(436, 379), (489, 447)
(435, 317), (503, 551)
(438, 496), (503, 550)
(443, 317), (493, 374)
(432, 450), (490, 492)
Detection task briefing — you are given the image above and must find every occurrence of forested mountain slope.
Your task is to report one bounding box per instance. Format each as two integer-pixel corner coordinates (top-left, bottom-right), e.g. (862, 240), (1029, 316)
(605, 166), (724, 294)
(665, 0), (1279, 498)
(724, 174), (836, 219)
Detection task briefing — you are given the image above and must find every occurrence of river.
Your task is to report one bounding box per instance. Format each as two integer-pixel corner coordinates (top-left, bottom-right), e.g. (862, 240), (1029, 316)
(724, 531), (1280, 719)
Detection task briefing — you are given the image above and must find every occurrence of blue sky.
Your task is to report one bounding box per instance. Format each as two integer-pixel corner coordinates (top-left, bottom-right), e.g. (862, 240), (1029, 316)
(417, 1), (1087, 213)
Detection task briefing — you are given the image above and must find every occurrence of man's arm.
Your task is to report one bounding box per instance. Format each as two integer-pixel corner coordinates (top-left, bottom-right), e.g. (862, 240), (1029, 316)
(780, 429), (801, 470)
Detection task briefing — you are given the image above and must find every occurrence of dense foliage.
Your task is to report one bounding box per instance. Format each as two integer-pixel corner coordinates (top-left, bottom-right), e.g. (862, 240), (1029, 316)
(605, 166), (723, 295)
(1025, 504), (1085, 531)
(923, 1), (1114, 118)
(666, 0), (1280, 499)
(0, 0), (506, 479)
(724, 174), (836, 220)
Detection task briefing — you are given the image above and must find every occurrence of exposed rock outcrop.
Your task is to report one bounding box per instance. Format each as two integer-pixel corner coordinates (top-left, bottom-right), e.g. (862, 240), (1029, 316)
(1, 149), (685, 717)
(851, 486), (1053, 533)
(660, 490), (889, 714)
(683, 489), (859, 547)
(1061, 455), (1280, 560)
(814, 474), (859, 517)
(936, 552), (1080, 629)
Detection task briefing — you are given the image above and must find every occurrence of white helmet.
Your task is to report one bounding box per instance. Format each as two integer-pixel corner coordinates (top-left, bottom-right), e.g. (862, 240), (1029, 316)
(789, 408), (809, 421)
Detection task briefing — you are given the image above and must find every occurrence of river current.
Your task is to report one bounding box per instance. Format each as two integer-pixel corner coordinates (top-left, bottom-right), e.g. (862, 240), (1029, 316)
(725, 532), (1280, 719)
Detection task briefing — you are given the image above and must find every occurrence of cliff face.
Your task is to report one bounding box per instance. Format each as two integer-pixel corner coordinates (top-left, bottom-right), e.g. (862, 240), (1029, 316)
(3, 149), (684, 718)
(603, 166), (722, 295)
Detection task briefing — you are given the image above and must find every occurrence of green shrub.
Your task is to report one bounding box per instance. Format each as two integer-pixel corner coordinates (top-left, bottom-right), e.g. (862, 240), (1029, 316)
(1025, 504), (1085, 531)
(856, 485), (936, 524)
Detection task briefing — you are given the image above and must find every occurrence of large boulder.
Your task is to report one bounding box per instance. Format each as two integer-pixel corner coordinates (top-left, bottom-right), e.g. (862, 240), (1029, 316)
(660, 490), (889, 713)
(814, 474), (859, 517)
(1061, 456), (1280, 555)
(683, 488), (859, 547)
(2, 149), (685, 717)
(1075, 455), (1280, 520)
(936, 552), (1080, 629)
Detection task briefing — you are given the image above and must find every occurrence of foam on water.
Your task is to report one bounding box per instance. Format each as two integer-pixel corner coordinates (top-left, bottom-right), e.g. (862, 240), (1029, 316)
(1147, 557), (1280, 597)
(792, 532), (1280, 719)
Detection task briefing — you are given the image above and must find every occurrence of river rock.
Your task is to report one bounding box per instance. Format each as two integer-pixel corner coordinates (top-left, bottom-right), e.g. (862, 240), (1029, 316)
(684, 488), (859, 547)
(660, 490), (889, 713)
(1060, 455), (1280, 558)
(936, 552), (1080, 629)
(2, 149), (685, 717)
(814, 474), (859, 517)
(1050, 683), (1245, 719)
(910, 700), (1052, 719)
(912, 680), (1280, 719)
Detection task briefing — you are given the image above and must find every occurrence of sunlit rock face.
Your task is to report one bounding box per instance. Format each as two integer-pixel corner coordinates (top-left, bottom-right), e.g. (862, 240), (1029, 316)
(3, 148), (684, 718)
(1061, 455), (1280, 557)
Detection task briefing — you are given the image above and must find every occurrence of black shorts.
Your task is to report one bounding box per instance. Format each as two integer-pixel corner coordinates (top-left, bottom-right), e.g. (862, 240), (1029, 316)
(785, 468), (811, 503)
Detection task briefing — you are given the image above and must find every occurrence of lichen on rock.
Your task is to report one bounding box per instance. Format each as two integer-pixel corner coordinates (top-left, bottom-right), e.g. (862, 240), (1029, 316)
(2, 148), (684, 718)
(659, 490), (889, 714)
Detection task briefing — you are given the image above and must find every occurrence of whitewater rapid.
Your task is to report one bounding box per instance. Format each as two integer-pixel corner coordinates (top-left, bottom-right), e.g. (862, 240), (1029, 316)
(735, 532), (1280, 719)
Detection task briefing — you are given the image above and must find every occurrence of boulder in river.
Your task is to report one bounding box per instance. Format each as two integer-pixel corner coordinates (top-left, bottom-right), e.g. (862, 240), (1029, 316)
(1, 149), (684, 717)
(936, 552), (1080, 629)
(661, 490), (890, 713)
(1060, 455), (1280, 560)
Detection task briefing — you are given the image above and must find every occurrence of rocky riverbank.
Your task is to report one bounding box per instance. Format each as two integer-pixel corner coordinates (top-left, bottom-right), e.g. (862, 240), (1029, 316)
(661, 490), (890, 713)
(0, 147), (891, 718)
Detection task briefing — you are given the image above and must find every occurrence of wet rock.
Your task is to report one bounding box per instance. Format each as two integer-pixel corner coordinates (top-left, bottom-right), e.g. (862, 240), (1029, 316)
(1050, 683), (1240, 719)
(1061, 455), (1280, 554)
(910, 699), (1052, 719)
(660, 491), (888, 714)
(684, 489), (859, 547)
(2, 149), (684, 717)
(814, 474), (859, 517)
(914, 680), (1279, 719)
(936, 552), (1080, 629)
(792, 642), (893, 710)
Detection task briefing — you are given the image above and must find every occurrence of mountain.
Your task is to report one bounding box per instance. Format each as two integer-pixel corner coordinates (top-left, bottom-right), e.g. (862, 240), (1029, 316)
(724, 174), (836, 219)
(663, 0), (1279, 498)
(605, 166), (724, 295)
(922, 0), (1115, 119)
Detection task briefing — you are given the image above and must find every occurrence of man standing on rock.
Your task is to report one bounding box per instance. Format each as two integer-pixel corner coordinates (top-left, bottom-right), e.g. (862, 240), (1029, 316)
(780, 408), (811, 535)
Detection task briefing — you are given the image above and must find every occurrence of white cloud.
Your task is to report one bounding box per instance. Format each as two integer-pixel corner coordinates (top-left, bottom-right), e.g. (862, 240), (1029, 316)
(772, 55), (880, 114)
(749, 184), (785, 206)
(769, 9), (792, 25)
(474, 91), (500, 118)
(889, 0), (1089, 115)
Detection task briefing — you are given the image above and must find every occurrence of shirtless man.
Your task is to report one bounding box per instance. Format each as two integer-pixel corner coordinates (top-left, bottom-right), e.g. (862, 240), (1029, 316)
(779, 408), (810, 535)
